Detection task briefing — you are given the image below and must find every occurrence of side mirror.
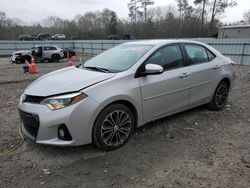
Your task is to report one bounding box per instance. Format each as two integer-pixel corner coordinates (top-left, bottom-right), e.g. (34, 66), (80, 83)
(142, 64), (164, 76)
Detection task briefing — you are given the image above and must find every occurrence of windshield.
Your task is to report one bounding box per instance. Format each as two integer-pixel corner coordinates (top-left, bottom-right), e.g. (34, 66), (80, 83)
(83, 44), (153, 72)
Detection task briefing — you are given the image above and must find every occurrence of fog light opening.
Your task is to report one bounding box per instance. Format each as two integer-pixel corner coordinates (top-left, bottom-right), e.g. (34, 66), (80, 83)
(58, 125), (72, 141)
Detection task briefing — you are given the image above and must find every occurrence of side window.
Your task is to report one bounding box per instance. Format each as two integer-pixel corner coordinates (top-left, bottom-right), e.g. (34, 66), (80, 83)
(44, 46), (50, 51)
(207, 50), (216, 61)
(146, 45), (183, 70)
(47, 46), (57, 50)
(184, 44), (209, 65)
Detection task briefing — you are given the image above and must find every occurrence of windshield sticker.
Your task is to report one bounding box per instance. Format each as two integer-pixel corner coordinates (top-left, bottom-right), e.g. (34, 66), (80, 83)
(124, 47), (147, 53)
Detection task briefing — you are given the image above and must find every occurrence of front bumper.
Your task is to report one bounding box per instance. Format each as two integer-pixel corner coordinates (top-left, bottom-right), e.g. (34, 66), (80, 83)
(11, 55), (16, 62)
(19, 96), (100, 146)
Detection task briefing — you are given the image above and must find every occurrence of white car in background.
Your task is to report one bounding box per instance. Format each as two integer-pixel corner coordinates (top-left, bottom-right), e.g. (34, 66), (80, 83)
(11, 45), (64, 63)
(11, 50), (31, 64)
(52, 34), (66, 40)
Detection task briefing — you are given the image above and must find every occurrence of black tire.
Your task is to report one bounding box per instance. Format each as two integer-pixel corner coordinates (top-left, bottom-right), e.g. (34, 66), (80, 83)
(19, 58), (26, 64)
(208, 81), (230, 111)
(16, 60), (21, 64)
(93, 103), (135, 151)
(51, 54), (60, 62)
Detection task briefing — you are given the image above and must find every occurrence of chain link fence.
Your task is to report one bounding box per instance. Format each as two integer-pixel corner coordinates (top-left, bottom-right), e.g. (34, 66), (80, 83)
(0, 39), (250, 65)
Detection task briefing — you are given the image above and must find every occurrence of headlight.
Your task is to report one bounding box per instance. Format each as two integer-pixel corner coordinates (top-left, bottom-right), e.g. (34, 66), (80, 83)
(19, 94), (26, 105)
(41, 92), (87, 110)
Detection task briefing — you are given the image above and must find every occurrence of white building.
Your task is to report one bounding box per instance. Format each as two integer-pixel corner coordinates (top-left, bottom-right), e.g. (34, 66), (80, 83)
(218, 25), (250, 39)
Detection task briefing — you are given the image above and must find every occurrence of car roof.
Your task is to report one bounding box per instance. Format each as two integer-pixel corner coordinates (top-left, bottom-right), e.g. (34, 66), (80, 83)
(121, 39), (206, 46)
(121, 39), (222, 57)
(34, 45), (58, 48)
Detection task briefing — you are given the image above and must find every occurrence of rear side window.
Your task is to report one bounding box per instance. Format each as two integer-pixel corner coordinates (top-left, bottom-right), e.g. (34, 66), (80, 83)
(146, 44), (183, 70)
(44, 46), (57, 51)
(184, 44), (209, 65)
(49, 46), (57, 50)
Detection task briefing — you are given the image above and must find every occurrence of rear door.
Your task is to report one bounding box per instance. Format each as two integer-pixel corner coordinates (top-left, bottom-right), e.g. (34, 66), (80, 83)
(183, 43), (218, 107)
(43, 46), (50, 59)
(43, 46), (57, 60)
(139, 44), (190, 121)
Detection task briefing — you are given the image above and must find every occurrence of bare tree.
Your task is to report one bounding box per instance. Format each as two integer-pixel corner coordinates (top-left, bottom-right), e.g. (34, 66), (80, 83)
(0, 0), (240, 40)
(243, 9), (250, 24)
(210, 0), (237, 29)
(138, 0), (154, 22)
(194, 0), (208, 35)
(101, 9), (118, 35)
(128, 0), (141, 23)
(175, 0), (193, 36)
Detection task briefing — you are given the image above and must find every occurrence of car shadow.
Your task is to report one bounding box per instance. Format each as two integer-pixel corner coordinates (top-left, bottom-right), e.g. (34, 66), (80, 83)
(20, 104), (212, 159)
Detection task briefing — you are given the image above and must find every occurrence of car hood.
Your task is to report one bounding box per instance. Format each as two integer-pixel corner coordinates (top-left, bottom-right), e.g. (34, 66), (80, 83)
(25, 67), (117, 96)
(14, 50), (30, 55)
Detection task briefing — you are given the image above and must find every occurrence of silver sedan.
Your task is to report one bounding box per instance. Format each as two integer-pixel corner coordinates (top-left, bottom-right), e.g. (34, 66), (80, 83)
(19, 40), (236, 151)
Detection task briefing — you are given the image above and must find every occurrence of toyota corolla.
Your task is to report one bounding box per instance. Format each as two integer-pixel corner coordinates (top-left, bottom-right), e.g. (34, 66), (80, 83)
(19, 40), (236, 151)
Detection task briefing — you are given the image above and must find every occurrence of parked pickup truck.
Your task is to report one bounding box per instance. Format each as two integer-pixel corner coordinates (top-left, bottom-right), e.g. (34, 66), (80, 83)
(11, 45), (64, 63)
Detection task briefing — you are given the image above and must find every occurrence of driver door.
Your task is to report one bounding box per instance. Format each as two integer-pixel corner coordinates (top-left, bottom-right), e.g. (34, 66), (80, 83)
(139, 44), (190, 121)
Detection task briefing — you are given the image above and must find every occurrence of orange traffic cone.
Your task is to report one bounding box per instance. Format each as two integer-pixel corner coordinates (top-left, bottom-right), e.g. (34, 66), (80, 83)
(68, 60), (73, 67)
(29, 56), (38, 74)
(67, 52), (73, 67)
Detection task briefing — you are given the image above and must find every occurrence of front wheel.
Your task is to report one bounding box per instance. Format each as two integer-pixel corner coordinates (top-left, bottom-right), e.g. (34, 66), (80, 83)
(208, 81), (229, 111)
(93, 104), (135, 151)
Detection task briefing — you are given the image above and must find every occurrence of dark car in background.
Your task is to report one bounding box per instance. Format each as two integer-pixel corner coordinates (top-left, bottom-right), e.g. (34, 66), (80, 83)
(123, 34), (136, 40)
(108, 34), (136, 40)
(35, 33), (52, 41)
(19, 35), (35, 41)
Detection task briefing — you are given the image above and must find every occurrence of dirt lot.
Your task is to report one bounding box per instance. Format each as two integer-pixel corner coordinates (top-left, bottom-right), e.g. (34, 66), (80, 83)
(0, 57), (250, 188)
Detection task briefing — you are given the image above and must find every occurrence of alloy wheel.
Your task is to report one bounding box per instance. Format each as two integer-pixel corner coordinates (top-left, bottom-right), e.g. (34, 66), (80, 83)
(101, 110), (132, 147)
(215, 84), (229, 109)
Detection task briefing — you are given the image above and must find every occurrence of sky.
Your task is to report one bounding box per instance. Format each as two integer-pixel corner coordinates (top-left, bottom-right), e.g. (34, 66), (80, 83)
(0, 0), (249, 24)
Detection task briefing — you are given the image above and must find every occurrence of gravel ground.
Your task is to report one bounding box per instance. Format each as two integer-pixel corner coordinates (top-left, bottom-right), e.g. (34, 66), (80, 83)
(0, 57), (250, 188)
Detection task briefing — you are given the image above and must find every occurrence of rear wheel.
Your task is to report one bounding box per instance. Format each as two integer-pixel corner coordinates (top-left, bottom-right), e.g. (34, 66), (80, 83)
(51, 54), (60, 62)
(93, 104), (135, 151)
(208, 81), (229, 110)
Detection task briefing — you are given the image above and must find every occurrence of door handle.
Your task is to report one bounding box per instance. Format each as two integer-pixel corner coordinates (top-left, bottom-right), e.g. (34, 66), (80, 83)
(179, 73), (190, 78)
(213, 65), (220, 70)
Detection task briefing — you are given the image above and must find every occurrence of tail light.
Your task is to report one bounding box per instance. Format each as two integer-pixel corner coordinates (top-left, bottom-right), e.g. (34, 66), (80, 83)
(228, 58), (236, 66)
(230, 61), (236, 66)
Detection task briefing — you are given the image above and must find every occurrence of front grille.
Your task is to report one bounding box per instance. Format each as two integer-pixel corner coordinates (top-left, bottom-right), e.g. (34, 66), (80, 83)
(24, 95), (45, 104)
(19, 110), (39, 138)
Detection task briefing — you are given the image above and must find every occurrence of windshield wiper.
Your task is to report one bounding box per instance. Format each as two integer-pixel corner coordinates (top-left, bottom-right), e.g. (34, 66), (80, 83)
(83, 66), (110, 73)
